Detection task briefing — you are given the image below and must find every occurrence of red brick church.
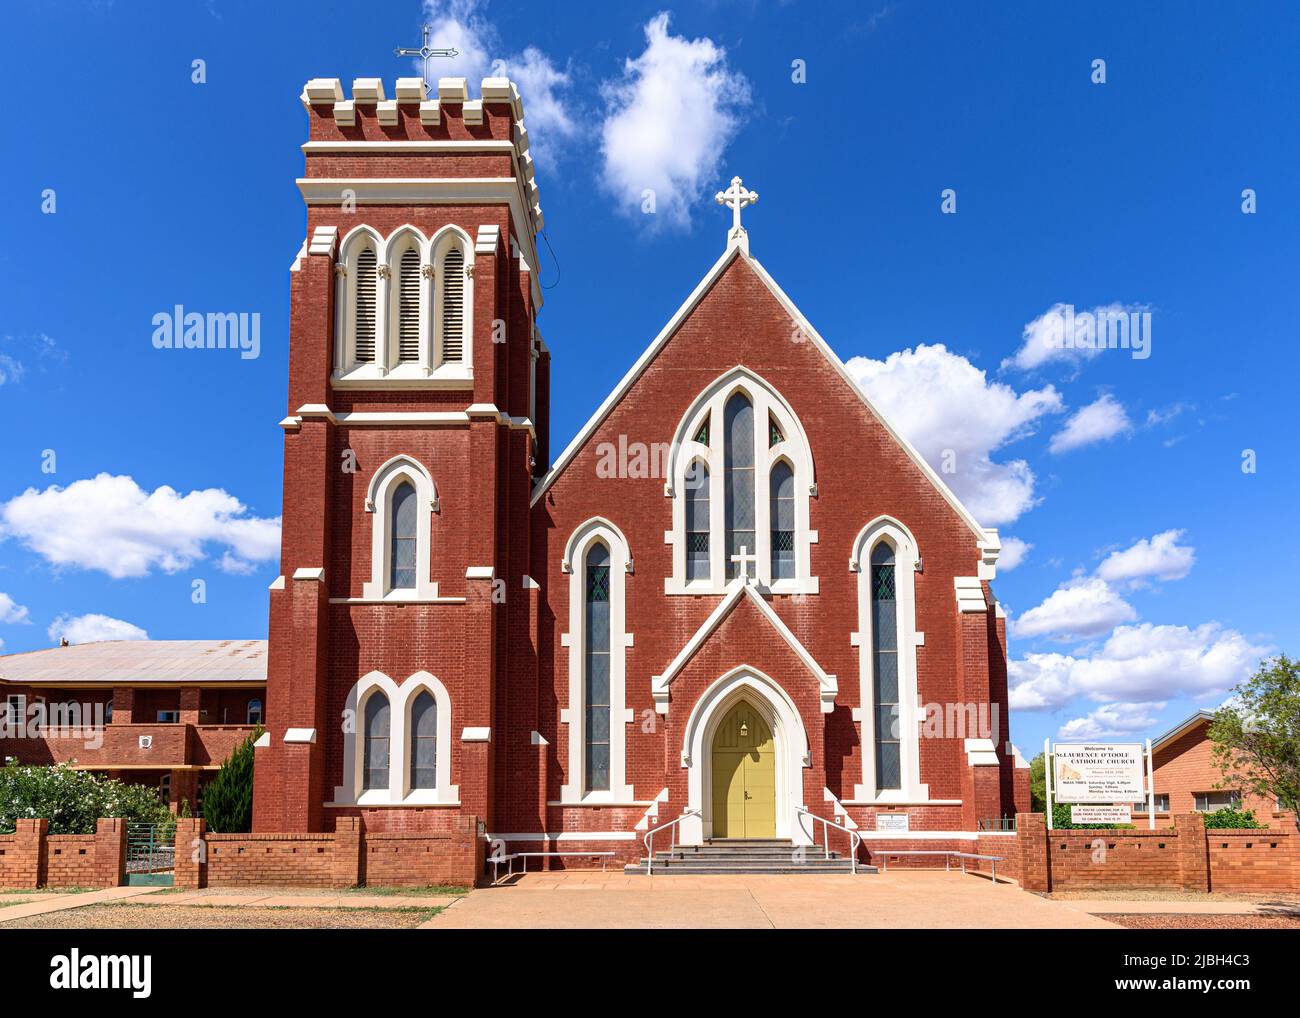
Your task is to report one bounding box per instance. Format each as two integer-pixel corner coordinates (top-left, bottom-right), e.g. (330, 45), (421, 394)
(251, 72), (1030, 868)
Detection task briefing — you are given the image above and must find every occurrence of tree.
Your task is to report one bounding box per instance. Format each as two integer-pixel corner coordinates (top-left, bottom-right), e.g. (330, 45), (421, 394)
(1209, 654), (1300, 833)
(0, 761), (174, 835)
(200, 728), (261, 833)
(1028, 752), (1047, 813)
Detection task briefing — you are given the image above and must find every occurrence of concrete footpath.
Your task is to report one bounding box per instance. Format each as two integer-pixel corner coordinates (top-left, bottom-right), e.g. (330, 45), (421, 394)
(0, 886), (162, 924)
(419, 871), (1121, 929)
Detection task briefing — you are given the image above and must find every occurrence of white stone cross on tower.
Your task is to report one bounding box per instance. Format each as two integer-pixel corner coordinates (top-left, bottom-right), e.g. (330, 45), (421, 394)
(715, 176), (758, 251)
(395, 24), (459, 87)
(730, 544), (757, 584)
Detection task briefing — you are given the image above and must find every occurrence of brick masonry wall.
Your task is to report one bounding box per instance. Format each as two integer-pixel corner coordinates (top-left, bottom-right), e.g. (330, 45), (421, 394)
(1149, 721), (1281, 825)
(1207, 829), (1300, 892)
(177, 815), (483, 889)
(0, 818), (126, 889)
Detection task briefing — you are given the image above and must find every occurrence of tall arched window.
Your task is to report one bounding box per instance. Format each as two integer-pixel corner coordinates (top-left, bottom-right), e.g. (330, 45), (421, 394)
(440, 246), (465, 364)
(389, 481), (417, 590)
(363, 693), (391, 792)
(870, 543), (900, 790)
(397, 247), (420, 363)
(409, 690), (437, 791)
(584, 543), (611, 792)
(685, 461), (710, 581)
(724, 393), (755, 579)
(354, 246), (378, 364)
(770, 461), (795, 580)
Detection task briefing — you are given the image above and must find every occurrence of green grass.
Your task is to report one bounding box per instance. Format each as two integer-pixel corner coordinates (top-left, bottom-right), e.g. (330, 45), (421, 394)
(344, 884), (469, 896)
(0, 898), (35, 907)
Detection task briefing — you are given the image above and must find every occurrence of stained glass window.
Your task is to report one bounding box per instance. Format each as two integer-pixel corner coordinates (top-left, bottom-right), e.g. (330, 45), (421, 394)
(686, 461), (710, 580)
(585, 544), (611, 791)
(724, 393), (755, 579)
(770, 461), (795, 579)
(390, 481), (417, 589)
(363, 693), (390, 792)
(410, 691), (437, 790)
(871, 542), (901, 790)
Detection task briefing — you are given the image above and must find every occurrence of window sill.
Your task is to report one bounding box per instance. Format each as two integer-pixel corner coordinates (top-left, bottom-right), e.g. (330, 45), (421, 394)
(332, 366), (473, 390)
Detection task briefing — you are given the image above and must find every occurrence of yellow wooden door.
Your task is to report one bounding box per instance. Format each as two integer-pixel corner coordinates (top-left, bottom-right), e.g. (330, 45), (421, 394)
(710, 701), (776, 838)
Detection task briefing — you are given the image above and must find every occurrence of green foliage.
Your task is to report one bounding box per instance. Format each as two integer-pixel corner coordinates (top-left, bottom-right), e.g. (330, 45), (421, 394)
(200, 728), (261, 833)
(1209, 654), (1300, 832)
(1201, 807), (1264, 830)
(1028, 752), (1047, 812)
(0, 761), (174, 835)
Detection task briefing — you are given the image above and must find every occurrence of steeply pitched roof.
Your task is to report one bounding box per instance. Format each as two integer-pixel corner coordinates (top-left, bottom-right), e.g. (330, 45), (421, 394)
(0, 640), (267, 686)
(650, 578), (838, 713)
(530, 242), (990, 546)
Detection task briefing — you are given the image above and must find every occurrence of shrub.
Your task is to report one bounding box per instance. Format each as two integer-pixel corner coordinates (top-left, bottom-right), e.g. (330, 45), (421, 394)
(1201, 807), (1264, 829)
(0, 761), (174, 835)
(200, 728), (261, 833)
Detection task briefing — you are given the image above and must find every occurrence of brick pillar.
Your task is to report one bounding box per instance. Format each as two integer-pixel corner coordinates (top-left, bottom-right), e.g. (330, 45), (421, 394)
(93, 818), (127, 887)
(460, 566), (499, 828)
(332, 816), (364, 888)
(174, 817), (207, 889)
(455, 815), (487, 888)
(1175, 812), (1209, 892)
(170, 769), (200, 815)
(1015, 812), (1050, 892)
(179, 686), (202, 726)
(112, 687), (135, 725)
(12, 818), (48, 888)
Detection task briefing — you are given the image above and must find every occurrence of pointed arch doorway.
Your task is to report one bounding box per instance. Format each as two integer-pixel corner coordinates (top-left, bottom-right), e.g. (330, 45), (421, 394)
(710, 700), (776, 838)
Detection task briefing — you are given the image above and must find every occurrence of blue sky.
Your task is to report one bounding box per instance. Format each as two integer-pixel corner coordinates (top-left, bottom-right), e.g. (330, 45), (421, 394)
(1, 0), (1297, 756)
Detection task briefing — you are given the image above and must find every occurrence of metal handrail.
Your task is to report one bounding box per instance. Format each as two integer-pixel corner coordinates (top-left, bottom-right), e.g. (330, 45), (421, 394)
(643, 807), (701, 876)
(794, 805), (862, 875)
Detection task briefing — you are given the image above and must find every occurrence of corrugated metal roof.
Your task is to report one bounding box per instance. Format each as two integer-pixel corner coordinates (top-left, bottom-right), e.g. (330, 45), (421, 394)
(0, 640), (267, 685)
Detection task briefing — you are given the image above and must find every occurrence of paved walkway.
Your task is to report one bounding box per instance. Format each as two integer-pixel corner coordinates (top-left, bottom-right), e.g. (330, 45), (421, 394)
(419, 871), (1120, 929)
(0, 886), (161, 923)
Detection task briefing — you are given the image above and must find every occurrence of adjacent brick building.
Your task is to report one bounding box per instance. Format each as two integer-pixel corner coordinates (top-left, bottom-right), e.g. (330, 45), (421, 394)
(248, 71), (1032, 870)
(0, 639), (266, 812)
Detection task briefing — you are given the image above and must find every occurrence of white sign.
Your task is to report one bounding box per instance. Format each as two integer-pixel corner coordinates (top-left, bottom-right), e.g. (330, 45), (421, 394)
(875, 813), (910, 833)
(1054, 743), (1145, 803)
(1070, 804), (1132, 825)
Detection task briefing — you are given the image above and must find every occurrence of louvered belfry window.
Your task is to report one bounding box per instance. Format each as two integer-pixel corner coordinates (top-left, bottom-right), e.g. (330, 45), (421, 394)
(440, 246), (465, 364)
(397, 248), (421, 363)
(354, 247), (378, 364)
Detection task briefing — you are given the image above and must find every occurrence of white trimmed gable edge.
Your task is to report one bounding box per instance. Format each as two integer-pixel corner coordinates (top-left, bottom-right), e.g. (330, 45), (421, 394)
(529, 244), (993, 558)
(650, 579), (837, 715)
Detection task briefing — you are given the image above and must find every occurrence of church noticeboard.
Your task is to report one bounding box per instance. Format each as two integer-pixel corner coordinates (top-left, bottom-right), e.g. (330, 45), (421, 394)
(1053, 743), (1145, 803)
(1069, 804), (1132, 825)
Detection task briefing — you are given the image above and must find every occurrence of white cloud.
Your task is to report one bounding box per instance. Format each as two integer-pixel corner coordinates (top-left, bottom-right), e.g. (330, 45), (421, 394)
(48, 613), (148, 645)
(598, 12), (750, 227)
(0, 353), (23, 385)
(0, 473), (280, 579)
(845, 344), (1063, 526)
(1058, 701), (1166, 741)
(418, 2), (575, 165)
(0, 592), (30, 625)
(1009, 621), (1272, 711)
(1005, 302), (1147, 373)
(1097, 529), (1195, 586)
(1010, 576), (1137, 641)
(998, 537), (1031, 572)
(1049, 393), (1131, 454)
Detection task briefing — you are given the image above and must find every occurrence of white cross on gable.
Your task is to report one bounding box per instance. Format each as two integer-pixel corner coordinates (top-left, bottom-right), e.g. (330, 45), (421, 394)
(730, 544), (757, 584)
(715, 176), (758, 252)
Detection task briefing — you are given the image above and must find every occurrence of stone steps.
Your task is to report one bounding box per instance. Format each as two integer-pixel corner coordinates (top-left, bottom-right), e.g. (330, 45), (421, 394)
(625, 839), (875, 876)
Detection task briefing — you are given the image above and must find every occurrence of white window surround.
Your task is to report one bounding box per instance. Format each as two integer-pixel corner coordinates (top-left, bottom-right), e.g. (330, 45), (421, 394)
(849, 516), (928, 804)
(333, 223), (474, 385)
(362, 454), (440, 601)
(558, 518), (635, 804)
(664, 367), (818, 596)
(333, 670), (458, 806)
(677, 665), (813, 847)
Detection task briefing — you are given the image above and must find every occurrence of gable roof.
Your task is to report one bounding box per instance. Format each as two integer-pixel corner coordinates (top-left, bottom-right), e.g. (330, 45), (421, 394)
(0, 640), (268, 686)
(530, 241), (990, 547)
(650, 578), (838, 714)
(1151, 710), (1215, 752)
